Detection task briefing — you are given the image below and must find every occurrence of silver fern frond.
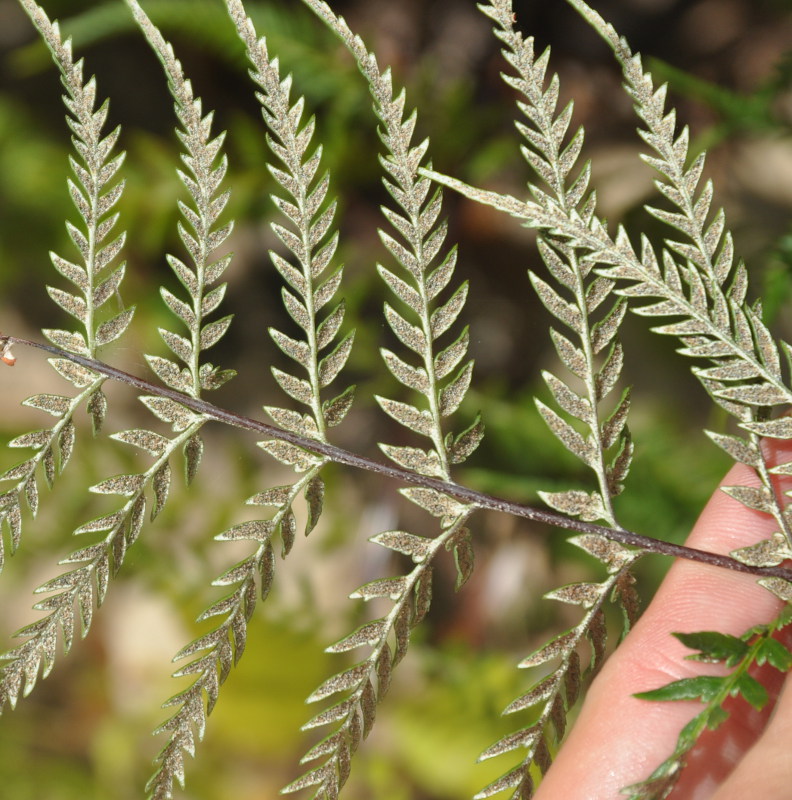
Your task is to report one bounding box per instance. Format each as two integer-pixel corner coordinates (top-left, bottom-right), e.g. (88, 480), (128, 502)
(5, 0), (792, 796)
(0, 408), (209, 714)
(424, 164), (792, 487)
(285, 3), (483, 794)
(302, 0), (479, 483)
(114, 1), (245, 794)
(567, 0), (792, 561)
(475, 536), (639, 800)
(471, 4), (639, 796)
(142, 0), (356, 794)
(283, 510), (473, 799)
(423, 1), (792, 794)
(303, 0), (482, 591)
(226, 0), (354, 449)
(127, 0), (235, 401)
(478, 0), (632, 525)
(0, 0), (133, 571)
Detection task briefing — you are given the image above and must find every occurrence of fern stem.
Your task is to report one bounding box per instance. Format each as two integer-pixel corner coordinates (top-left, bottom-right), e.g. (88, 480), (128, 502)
(5, 333), (791, 582)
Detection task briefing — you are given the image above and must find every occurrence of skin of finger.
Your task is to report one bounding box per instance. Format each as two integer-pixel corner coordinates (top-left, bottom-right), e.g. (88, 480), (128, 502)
(708, 634), (792, 800)
(533, 451), (791, 800)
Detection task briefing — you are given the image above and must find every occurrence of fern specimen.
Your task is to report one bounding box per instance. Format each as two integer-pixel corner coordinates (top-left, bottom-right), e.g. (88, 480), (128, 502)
(0, 0), (134, 711)
(281, 3), (481, 795)
(2, 1), (792, 798)
(471, 3), (640, 796)
(425, 0), (792, 796)
(0, 0), (132, 577)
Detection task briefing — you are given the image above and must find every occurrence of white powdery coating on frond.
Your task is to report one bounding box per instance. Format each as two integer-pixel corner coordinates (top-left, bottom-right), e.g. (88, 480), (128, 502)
(284, 512), (472, 799)
(302, 0), (477, 483)
(565, 0), (792, 550)
(480, 0), (630, 526)
(2, 1), (133, 571)
(476, 547), (640, 800)
(0, 417), (206, 719)
(226, 0), (353, 443)
(127, 0), (235, 399)
(20, 0), (132, 359)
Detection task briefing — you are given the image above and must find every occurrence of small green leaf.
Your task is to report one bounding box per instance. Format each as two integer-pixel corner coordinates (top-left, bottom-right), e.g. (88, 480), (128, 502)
(734, 673), (768, 711)
(702, 704), (730, 732)
(758, 637), (792, 671)
(674, 631), (748, 666)
(635, 675), (723, 703)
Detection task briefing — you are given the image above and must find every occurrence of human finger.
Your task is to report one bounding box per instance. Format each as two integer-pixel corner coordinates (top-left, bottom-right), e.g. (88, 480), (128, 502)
(534, 443), (792, 799)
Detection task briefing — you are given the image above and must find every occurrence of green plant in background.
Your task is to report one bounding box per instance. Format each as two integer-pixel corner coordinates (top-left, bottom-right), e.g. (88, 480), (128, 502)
(2, 1), (792, 799)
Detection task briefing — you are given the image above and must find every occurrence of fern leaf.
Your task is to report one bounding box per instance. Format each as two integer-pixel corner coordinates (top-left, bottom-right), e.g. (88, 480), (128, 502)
(225, 0), (354, 452)
(302, 0), (477, 483)
(565, 0), (792, 553)
(1, 0), (134, 570)
(144, 2), (357, 795)
(145, 475), (291, 800)
(283, 7), (486, 794)
(482, 0), (632, 530)
(286, 512), (473, 798)
(467, 4), (643, 794)
(625, 607), (792, 800)
(0, 412), (205, 715)
(476, 546), (639, 799)
(127, 0), (235, 401)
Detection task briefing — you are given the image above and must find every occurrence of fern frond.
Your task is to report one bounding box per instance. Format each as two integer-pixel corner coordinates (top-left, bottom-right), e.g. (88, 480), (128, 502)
(303, 0), (483, 590)
(1, 0), (240, 774)
(0, 412), (207, 714)
(624, 606), (792, 800)
(475, 537), (639, 799)
(144, 477), (310, 799)
(468, 6), (639, 794)
(424, 170), (792, 429)
(302, 0), (478, 482)
(283, 511), (473, 799)
(109, 2), (252, 793)
(225, 0), (354, 447)
(127, 0), (235, 400)
(145, 460), (325, 798)
(142, 2), (355, 794)
(423, 5), (792, 792)
(279, 3), (487, 792)
(565, 0), (792, 556)
(0, 0), (134, 570)
(480, 0), (632, 526)
(20, 0), (132, 362)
